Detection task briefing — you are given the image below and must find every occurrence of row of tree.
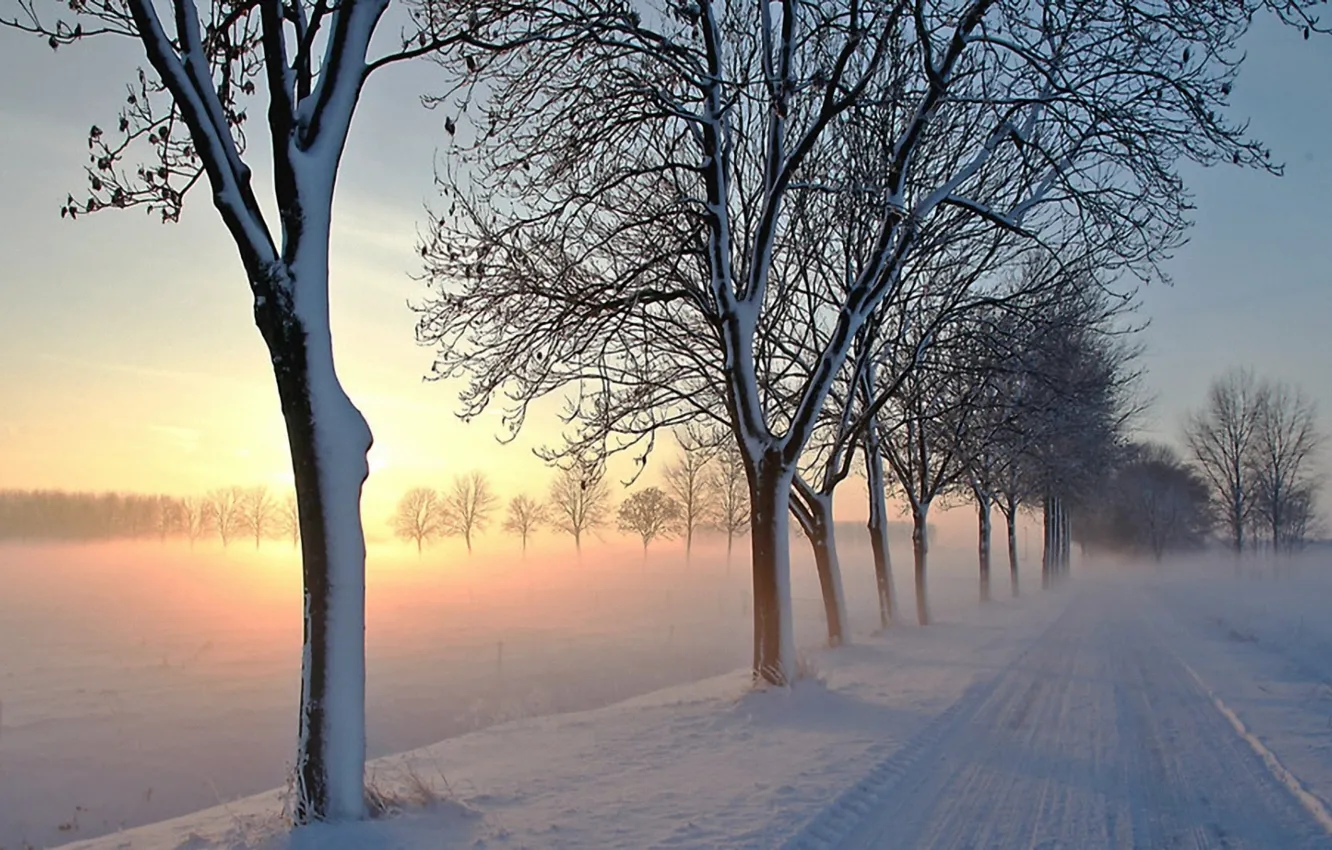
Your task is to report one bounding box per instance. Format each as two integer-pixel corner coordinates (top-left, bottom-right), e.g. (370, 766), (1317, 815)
(9, 0), (1324, 823)
(391, 443), (751, 555)
(0, 486), (299, 547)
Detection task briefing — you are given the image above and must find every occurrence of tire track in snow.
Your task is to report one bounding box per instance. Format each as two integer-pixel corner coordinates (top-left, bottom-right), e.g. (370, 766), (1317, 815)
(778, 600), (1083, 850)
(1179, 657), (1332, 838)
(785, 586), (1332, 850)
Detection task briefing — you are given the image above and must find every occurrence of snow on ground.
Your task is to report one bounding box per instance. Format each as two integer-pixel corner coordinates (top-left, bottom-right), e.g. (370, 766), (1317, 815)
(809, 571), (1332, 849)
(1138, 554), (1332, 831)
(11, 542), (1332, 850)
(42, 572), (1071, 850)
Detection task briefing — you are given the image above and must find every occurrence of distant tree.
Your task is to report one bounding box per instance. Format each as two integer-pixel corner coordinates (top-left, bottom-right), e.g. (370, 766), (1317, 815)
(1185, 369), (1266, 554)
(393, 488), (444, 554)
(280, 493), (301, 548)
(154, 496), (181, 542)
(880, 352), (974, 626)
(240, 486), (278, 549)
(1075, 443), (1212, 560)
(206, 487), (244, 548)
(547, 460), (610, 554)
(711, 441), (749, 559)
(1278, 484), (1321, 552)
(617, 487), (682, 554)
(442, 471), (497, 554)
(181, 496), (210, 547)
(1248, 381), (1324, 553)
(503, 494), (546, 555)
(662, 436), (714, 559)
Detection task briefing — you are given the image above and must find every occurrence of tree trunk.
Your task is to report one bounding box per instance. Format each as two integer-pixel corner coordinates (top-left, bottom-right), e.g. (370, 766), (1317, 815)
(748, 459), (797, 685)
(976, 492), (992, 603)
(1041, 495), (1052, 589)
(1060, 499), (1071, 576)
(912, 505), (930, 626)
(1005, 506), (1019, 597)
(794, 489), (847, 647)
(1233, 496), (1244, 554)
(262, 265), (372, 823)
(864, 431), (896, 628)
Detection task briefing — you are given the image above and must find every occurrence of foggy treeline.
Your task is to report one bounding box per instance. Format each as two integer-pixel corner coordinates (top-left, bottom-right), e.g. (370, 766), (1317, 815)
(1071, 370), (1325, 560)
(0, 486), (298, 547)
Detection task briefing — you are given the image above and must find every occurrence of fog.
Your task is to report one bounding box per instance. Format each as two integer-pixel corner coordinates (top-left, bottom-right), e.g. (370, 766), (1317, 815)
(1, 525), (1004, 848)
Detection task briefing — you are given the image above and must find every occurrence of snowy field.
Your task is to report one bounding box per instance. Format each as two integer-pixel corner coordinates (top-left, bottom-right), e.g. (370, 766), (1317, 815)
(7, 541), (1332, 849)
(0, 527), (994, 849)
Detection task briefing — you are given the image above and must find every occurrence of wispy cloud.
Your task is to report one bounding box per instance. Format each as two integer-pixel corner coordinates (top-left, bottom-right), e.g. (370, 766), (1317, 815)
(148, 424), (201, 454)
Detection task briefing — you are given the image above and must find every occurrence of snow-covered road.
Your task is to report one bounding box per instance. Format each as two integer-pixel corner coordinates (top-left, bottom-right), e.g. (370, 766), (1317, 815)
(789, 584), (1332, 850)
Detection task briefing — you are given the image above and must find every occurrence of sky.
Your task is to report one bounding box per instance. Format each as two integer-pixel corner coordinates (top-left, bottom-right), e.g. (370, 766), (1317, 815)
(0, 13), (1330, 532)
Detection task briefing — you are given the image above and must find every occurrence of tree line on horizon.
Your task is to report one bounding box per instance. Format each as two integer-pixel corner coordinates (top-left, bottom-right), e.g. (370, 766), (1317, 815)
(392, 436), (751, 557)
(0, 486), (299, 548)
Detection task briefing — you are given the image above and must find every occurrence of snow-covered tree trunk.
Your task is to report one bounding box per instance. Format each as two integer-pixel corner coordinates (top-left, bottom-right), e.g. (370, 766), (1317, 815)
(791, 483), (848, 647)
(746, 456), (797, 684)
(269, 287), (371, 822)
(912, 503), (931, 626)
(259, 174), (372, 821)
(864, 431), (896, 628)
(975, 490), (992, 602)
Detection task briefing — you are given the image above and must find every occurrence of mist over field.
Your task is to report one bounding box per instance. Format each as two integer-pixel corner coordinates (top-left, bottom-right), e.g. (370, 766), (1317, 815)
(7, 533), (1332, 848)
(0, 523), (969, 848)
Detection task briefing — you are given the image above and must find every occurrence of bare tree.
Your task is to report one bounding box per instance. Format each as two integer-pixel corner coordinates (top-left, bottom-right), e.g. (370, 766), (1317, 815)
(416, 0), (1285, 684)
(0, 0), (490, 816)
(181, 495), (209, 547)
(280, 492), (301, 548)
(393, 487), (444, 554)
(880, 354), (973, 626)
(240, 485), (277, 549)
(862, 388), (898, 627)
(547, 461), (610, 554)
(1185, 369), (1265, 554)
(153, 495), (181, 542)
(710, 441), (749, 561)
(206, 487), (244, 548)
(503, 494), (546, 555)
(443, 471), (497, 554)
(1248, 381), (1324, 553)
(617, 487), (682, 554)
(1074, 443), (1213, 560)
(662, 436), (714, 559)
